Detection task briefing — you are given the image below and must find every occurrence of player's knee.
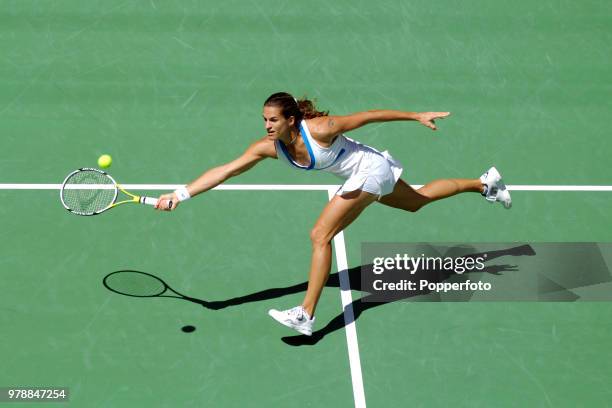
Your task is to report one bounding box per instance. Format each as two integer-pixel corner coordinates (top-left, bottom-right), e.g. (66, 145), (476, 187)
(310, 225), (331, 247)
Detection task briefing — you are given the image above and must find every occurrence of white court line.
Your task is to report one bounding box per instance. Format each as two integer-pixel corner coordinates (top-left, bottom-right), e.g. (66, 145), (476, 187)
(0, 184), (336, 191)
(327, 188), (366, 408)
(507, 185), (612, 191)
(2, 183), (612, 191)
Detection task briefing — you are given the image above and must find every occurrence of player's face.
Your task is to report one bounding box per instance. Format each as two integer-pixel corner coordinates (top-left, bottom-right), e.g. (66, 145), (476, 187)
(263, 105), (295, 140)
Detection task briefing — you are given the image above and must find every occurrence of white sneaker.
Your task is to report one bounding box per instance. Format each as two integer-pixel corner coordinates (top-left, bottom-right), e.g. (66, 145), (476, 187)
(268, 306), (315, 336)
(480, 166), (512, 209)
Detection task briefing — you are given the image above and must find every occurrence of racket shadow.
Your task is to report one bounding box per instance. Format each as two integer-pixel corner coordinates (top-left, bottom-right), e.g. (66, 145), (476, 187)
(102, 270), (214, 308)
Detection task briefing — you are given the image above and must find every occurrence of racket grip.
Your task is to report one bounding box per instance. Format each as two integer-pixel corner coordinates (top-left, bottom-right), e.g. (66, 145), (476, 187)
(140, 196), (159, 206)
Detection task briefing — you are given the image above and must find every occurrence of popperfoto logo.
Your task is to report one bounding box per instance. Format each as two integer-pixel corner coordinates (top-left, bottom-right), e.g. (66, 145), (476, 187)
(361, 243), (612, 302)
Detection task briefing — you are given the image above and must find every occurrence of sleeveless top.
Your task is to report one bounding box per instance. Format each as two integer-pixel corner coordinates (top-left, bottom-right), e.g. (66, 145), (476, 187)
(275, 120), (384, 179)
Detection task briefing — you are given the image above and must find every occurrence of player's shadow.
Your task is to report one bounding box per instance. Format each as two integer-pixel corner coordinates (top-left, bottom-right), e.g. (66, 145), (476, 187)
(203, 244), (536, 346)
(104, 244), (535, 345)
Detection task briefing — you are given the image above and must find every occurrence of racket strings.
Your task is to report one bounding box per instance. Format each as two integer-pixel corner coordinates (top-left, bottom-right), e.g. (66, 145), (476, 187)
(61, 170), (116, 214)
(104, 272), (167, 297)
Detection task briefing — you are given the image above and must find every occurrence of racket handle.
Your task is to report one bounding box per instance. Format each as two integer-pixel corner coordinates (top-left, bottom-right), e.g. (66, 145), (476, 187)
(140, 196), (159, 206)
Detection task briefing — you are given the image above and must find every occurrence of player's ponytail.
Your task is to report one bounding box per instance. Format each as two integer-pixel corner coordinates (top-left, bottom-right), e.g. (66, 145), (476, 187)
(264, 92), (329, 125)
(296, 97), (329, 119)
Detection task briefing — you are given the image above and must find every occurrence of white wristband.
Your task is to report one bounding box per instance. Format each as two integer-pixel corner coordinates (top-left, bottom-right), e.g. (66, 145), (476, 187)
(174, 186), (191, 202)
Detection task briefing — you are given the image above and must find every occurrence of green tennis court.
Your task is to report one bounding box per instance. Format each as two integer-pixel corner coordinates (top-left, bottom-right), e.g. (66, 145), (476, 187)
(1, 1), (611, 406)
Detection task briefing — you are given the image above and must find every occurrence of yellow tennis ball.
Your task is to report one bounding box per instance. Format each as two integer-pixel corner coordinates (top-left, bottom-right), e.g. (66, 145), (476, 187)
(98, 154), (112, 168)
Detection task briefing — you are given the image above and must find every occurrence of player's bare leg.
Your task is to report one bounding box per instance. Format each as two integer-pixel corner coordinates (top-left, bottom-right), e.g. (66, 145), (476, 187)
(268, 189), (377, 335)
(380, 166), (512, 212)
(379, 178), (482, 212)
(302, 189), (378, 317)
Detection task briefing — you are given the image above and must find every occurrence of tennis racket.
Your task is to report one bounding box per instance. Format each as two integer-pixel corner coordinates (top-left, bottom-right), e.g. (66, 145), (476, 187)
(60, 168), (160, 216)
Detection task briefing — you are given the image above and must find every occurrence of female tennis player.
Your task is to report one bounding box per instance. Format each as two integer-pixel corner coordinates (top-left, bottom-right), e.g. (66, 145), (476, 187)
(155, 92), (511, 336)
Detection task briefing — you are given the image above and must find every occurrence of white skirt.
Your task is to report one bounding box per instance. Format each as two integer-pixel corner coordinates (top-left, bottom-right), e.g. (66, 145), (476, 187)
(335, 150), (403, 199)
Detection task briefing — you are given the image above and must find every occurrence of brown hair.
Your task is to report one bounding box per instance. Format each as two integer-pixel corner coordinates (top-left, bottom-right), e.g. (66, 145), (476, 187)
(264, 92), (329, 124)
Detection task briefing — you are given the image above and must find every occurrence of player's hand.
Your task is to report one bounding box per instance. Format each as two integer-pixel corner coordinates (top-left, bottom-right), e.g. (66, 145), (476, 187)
(155, 193), (180, 211)
(417, 112), (450, 131)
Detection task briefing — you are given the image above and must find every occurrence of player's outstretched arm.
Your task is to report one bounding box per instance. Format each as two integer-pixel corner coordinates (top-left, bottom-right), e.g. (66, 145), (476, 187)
(155, 137), (276, 211)
(314, 110), (451, 140)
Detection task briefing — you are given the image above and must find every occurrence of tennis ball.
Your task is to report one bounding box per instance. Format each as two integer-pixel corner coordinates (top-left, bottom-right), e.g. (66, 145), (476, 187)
(98, 154), (112, 169)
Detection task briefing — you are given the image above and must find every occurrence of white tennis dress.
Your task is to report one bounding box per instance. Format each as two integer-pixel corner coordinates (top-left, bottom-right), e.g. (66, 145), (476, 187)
(275, 120), (403, 198)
